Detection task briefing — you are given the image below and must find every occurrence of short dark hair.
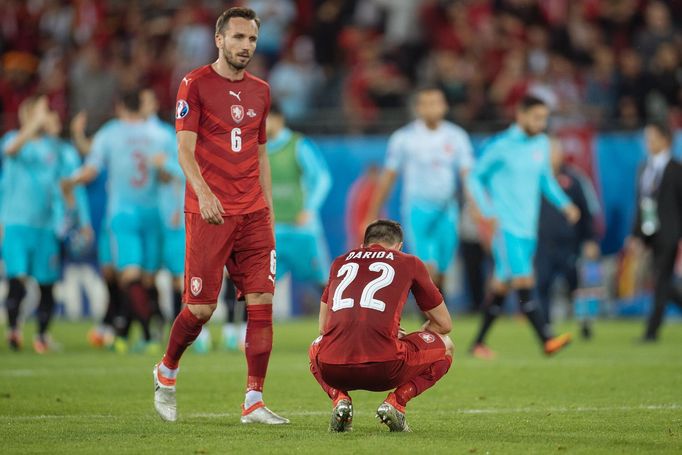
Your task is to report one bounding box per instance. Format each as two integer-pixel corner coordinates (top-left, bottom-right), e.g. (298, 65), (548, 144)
(646, 120), (673, 142)
(215, 7), (260, 35)
(363, 219), (403, 245)
(518, 94), (547, 111)
(119, 89), (141, 112)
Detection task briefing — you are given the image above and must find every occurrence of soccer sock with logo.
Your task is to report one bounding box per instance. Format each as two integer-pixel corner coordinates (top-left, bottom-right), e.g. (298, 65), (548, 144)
(162, 306), (206, 370)
(244, 304), (273, 402)
(394, 356), (453, 408)
(473, 292), (506, 345)
(36, 284), (56, 338)
(518, 288), (551, 343)
(6, 278), (26, 330)
(124, 280), (152, 341)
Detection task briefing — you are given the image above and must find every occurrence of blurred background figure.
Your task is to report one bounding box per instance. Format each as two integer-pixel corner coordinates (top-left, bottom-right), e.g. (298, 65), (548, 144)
(267, 104), (332, 319)
(366, 86), (473, 298)
(535, 139), (601, 339)
(627, 122), (682, 343)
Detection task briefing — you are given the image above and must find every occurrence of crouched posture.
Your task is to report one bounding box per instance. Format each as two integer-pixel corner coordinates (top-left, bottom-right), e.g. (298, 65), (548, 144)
(309, 220), (454, 432)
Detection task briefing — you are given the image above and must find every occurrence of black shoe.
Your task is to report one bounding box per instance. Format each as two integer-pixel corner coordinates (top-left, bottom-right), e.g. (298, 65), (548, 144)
(580, 322), (592, 340)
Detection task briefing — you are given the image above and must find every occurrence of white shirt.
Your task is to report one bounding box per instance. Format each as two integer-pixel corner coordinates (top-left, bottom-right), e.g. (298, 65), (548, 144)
(386, 120), (474, 205)
(641, 149), (671, 196)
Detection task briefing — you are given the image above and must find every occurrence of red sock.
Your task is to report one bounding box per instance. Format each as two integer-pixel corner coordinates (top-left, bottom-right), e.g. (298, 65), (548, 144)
(162, 306), (205, 370)
(245, 305), (273, 392)
(394, 356), (453, 407)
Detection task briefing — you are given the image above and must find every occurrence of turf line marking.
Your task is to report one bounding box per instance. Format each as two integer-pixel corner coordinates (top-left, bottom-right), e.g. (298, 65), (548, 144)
(3, 404), (678, 421)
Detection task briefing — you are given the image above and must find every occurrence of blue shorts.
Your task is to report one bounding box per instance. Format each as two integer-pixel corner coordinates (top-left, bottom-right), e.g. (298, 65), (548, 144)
(403, 201), (458, 274)
(109, 208), (162, 273)
(97, 226), (113, 268)
(275, 224), (329, 284)
(162, 227), (185, 277)
(3, 225), (60, 284)
(492, 230), (537, 281)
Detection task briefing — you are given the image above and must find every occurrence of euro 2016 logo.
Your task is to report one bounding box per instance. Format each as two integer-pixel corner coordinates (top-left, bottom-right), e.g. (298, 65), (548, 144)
(176, 99), (189, 119)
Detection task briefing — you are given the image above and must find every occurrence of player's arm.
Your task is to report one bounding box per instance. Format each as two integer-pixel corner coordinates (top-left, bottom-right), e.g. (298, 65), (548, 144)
(541, 141), (579, 224)
(318, 301), (328, 335)
(258, 143), (274, 216)
(466, 140), (502, 221)
(62, 145), (93, 232)
(412, 257), (452, 335)
(297, 137), (332, 225)
(365, 131), (404, 224)
(177, 130), (225, 225)
(70, 111), (92, 156)
(4, 97), (49, 156)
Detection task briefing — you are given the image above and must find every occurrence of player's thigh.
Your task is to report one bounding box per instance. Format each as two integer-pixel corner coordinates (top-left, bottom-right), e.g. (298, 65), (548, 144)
(507, 234), (537, 279)
(404, 203), (438, 265)
(3, 225), (32, 279)
(394, 331), (449, 386)
(140, 210), (162, 273)
(228, 208), (275, 296)
(33, 228), (60, 285)
(110, 213), (143, 270)
(97, 226), (113, 268)
(184, 213), (237, 304)
(491, 231), (512, 282)
(163, 228), (185, 277)
(435, 208), (458, 274)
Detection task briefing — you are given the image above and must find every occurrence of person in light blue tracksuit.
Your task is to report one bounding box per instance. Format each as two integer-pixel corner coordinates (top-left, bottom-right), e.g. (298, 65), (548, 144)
(467, 95), (581, 359)
(1, 97), (91, 352)
(366, 86), (474, 295)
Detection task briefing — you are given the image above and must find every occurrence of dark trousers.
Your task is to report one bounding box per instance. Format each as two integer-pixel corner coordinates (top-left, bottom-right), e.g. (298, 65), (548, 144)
(460, 241), (487, 313)
(645, 244), (682, 339)
(535, 246), (579, 325)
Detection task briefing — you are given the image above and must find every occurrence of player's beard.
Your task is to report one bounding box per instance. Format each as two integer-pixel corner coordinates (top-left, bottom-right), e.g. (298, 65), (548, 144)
(223, 46), (251, 71)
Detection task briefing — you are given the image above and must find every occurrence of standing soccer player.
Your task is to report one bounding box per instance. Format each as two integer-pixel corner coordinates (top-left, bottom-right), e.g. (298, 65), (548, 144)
(467, 95), (580, 359)
(1, 97), (91, 352)
(152, 7), (288, 425)
(309, 220), (453, 432)
(366, 87), (473, 293)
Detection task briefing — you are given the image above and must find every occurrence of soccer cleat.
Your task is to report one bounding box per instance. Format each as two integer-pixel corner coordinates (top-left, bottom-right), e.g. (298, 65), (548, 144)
(88, 328), (105, 348)
(8, 330), (23, 351)
(544, 333), (572, 356)
(112, 337), (129, 354)
(329, 398), (353, 432)
(240, 402), (290, 425)
(33, 335), (61, 354)
(376, 394), (410, 432)
(153, 363), (177, 422)
(470, 343), (497, 360)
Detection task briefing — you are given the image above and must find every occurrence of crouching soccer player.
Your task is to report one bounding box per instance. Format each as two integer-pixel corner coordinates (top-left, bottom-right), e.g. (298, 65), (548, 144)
(309, 220), (454, 432)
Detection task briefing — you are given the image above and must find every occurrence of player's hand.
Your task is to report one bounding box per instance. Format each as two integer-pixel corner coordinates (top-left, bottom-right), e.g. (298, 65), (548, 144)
(70, 111), (87, 136)
(582, 241), (600, 261)
(151, 153), (167, 169)
(563, 204), (581, 225)
(397, 327), (407, 339)
(198, 189), (225, 225)
(60, 178), (76, 197)
(296, 210), (312, 226)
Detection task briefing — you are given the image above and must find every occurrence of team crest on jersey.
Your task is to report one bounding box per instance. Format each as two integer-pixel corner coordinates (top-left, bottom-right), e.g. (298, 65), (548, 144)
(231, 105), (244, 123)
(176, 99), (189, 119)
(247, 108), (257, 118)
(419, 332), (436, 344)
(190, 277), (202, 296)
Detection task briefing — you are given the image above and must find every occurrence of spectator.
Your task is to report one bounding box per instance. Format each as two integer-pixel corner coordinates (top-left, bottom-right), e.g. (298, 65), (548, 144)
(584, 46), (617, 125)
(0, 51), (39, 131)
(248, 0), (296, 64)
(635, 1), (677, 70)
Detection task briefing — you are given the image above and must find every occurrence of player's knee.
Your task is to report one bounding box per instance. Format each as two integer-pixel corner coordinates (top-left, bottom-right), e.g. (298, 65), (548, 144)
(245, 292), (273, 306)
(187, 303), (216, 321)
(491, 279), (508, 295)
(512, 276), (534, 289)
(441, 335), (455, 358)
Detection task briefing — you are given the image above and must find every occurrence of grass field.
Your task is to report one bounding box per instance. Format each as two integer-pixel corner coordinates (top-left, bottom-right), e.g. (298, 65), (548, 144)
(1, 317), (681, 454)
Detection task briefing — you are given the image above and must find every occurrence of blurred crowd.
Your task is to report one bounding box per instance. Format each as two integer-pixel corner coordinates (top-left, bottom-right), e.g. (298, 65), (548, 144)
(1, 0), (681, 134)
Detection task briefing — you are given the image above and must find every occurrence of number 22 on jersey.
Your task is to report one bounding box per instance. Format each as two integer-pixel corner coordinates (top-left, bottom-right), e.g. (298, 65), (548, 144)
(331, 262), (395, 312)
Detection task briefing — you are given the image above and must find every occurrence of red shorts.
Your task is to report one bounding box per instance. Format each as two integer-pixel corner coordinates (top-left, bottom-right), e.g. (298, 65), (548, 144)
(309, 331), (448, 392)
(183, 208), (275, 304)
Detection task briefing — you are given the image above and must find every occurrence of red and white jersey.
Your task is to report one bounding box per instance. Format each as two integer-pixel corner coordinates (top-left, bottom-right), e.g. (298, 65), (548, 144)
(318, 244), (443, 365)
(175, 65), (271, 215)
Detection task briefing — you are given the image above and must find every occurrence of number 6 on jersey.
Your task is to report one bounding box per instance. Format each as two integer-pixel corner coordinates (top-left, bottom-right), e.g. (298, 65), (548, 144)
(231, 127), (242, 152)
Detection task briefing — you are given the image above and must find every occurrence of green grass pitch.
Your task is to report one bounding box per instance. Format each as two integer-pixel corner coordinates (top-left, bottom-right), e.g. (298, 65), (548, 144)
(1, 317), (681, 454)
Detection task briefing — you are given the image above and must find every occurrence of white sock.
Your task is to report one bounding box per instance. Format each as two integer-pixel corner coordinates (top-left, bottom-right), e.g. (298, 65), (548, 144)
(245, 390), (263, 408)
(159, 362), (178, 379)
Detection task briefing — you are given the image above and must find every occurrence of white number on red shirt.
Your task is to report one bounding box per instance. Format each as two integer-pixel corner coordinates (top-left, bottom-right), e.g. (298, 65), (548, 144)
(331, 262), (394, 313)
(231, 128), (242, 152)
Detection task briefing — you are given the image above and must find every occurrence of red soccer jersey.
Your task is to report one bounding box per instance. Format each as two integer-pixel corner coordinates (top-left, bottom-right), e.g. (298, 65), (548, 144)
(318, 244), (443, 365)
(175, 65), (271, 215)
